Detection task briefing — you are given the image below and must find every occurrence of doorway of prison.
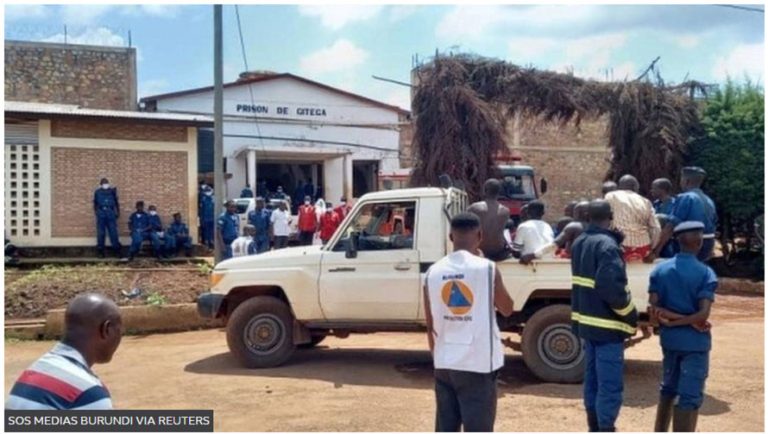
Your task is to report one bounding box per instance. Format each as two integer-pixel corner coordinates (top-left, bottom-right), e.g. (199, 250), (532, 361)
(353, 161), (379, 198)
(254, 161), (324, 213)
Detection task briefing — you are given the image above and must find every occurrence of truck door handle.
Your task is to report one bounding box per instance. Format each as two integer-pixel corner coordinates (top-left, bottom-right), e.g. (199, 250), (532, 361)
(394, 262), (411, 271)
(329, 267), (356, 273)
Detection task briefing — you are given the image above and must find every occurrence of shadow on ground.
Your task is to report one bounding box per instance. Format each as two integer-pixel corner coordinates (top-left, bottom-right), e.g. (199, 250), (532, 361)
(184, 346), (730, 415)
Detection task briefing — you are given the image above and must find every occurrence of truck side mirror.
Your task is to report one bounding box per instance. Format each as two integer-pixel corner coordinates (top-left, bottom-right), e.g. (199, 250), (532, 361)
(346, 232), (360, 259)
(540, 178), (548, 195)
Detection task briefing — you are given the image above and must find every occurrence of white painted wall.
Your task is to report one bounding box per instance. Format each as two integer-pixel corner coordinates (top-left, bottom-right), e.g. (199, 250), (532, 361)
(152, 76), (403, 199)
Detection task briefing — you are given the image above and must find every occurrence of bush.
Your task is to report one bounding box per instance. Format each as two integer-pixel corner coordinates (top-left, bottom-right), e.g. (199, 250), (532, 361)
(689, 79), (764, 262)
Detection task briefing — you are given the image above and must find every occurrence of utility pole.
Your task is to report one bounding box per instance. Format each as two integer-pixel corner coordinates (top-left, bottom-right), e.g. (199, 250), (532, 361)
(213, 4), (224, 263)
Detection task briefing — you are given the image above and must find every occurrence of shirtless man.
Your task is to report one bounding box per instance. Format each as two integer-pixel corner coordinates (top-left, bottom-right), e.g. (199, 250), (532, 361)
(468, 179), (511, 261)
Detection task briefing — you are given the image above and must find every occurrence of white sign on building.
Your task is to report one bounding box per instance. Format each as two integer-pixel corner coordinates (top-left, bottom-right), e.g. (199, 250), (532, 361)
(141, 72), (409, 206)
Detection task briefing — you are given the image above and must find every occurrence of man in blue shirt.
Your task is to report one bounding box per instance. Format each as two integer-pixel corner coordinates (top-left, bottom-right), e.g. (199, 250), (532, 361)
(651, 178), (676, 215)
(648, 221), (717, 432)
(240, 184), (254, 198)
(128, 201), (157, 261)
(165, 212), (193, 257)
(93, 178), (122, 258)
(648, 167), (717, 263)
(199, 185), (216, 250)
(218, 200), (240, 260)
(247, 198), (271, 254)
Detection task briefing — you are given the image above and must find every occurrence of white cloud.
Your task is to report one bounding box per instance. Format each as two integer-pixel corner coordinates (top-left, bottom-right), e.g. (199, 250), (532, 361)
(508, 37), (557, 61)
(42, 27), (126, 47)
(389, 5), (418, 22)
(60, 5), (115, 26)
(300, 39), (369, 75)
(4, 4), (49, 21)
(121, 5), (180, 18)
(712, 43), (764, 81)
(675, 34), (700, 49)
(298, 5), (384, 30)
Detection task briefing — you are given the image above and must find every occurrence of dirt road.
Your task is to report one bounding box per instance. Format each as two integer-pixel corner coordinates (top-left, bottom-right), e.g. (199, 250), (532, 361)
(5, 294), (764, 432)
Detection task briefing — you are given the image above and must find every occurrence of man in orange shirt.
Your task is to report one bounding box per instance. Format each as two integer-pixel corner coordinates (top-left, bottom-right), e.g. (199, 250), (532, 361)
(297, 195), (317, 246)
(319, 202), (341, 245)
(334, 197), (351, 222)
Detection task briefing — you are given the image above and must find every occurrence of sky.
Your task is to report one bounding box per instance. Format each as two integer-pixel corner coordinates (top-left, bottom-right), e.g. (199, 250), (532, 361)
(4, 4), (765, 110)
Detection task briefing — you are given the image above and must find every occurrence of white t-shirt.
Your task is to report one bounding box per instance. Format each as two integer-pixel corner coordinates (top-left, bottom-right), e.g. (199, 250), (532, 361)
(270, 209), (292, 237)
(426, 250), (504, 373)
(513, 220), (555, 257)
(231, 236), (253, 257)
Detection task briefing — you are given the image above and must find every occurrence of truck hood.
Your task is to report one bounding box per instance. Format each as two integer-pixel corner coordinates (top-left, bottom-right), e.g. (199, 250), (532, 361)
(214, 245), (324, 271)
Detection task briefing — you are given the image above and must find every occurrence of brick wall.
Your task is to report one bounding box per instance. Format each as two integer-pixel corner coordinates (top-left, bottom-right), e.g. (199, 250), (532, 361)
(51, 119), (187, 142)
(51, 147), (189, 238)
(398, 114), (415, 168)
(5, 40), (137, 110)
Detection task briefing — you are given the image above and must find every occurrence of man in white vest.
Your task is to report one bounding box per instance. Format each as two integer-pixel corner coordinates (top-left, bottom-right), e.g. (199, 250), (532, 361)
(424, 212), (515, 432)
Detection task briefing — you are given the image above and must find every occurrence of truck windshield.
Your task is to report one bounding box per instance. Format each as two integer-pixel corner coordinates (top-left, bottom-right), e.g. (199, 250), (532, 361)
(500, 174), (535, 199)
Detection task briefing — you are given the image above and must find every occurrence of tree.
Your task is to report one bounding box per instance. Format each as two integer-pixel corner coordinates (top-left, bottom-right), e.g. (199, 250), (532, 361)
(689, 79), (764, 260)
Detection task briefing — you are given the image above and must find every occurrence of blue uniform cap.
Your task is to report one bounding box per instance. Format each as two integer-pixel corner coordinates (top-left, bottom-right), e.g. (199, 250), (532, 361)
(681, 166), (707, 177)
(673, 221), (705, 236)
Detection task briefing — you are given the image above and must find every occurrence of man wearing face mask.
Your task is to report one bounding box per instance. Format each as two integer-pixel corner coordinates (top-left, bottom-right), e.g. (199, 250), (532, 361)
(334, 197), (351, 222)
(297, 195), (317, 246)
(93, 178), (122, 258)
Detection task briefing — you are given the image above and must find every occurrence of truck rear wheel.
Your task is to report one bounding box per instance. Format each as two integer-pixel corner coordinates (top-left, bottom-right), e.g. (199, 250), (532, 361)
(226, 296), (295, 368)
(521, 304), (584, 383)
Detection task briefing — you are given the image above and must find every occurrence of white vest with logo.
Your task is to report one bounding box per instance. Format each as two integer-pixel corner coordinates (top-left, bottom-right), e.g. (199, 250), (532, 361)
(426, 250), (504, 373)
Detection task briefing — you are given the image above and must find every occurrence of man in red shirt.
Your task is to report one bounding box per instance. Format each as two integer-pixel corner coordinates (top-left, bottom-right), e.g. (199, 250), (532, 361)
(297, 195), (317, 246)
(334, 197), (351, 222)
(319, 202), (341, 245)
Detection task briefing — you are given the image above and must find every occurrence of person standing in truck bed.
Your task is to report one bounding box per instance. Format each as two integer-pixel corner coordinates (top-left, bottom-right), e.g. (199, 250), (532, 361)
(468, 179), (511, 261)
(424, 212), (514, 432)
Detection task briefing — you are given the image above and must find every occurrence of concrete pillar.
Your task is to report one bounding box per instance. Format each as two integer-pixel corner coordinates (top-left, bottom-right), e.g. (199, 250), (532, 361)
(311, 163), (319, 190)
(343, 155), (353, 200)
(247, 149), (256, 195)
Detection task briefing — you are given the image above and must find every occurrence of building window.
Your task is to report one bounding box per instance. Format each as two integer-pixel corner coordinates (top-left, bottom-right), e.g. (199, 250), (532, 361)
(5, 144), (42, 241)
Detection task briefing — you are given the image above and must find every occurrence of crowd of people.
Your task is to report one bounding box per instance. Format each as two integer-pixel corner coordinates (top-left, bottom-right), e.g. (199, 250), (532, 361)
(214, 184), (352, 260)
(428, 165), (717, 432)
(480, 166), (717, 269)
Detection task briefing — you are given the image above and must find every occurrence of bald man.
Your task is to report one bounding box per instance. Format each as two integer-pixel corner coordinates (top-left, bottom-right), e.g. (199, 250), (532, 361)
(7, 293), (122, 409)
(602, 181), (618, 197)
(605, 175), (660, 261)
(468, 179), (512, 261)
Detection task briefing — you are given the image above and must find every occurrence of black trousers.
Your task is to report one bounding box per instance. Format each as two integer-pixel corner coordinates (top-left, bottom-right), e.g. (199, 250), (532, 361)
(299, 231), (314, 246)
(434, 369), (498, 432)
(274, 236), (289, 249)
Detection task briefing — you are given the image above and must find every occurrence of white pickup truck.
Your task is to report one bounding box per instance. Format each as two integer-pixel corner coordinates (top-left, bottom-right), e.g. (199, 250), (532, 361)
(198, 187), (654, 383)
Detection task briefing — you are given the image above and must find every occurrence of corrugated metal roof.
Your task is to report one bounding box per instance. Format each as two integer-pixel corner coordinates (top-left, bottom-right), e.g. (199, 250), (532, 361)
(4, 101), (214, 125)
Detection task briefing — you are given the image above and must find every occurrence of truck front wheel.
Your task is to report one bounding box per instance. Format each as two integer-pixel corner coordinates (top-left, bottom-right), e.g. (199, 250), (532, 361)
(521, 304), (584, 383)
(226, 296), (296, 368)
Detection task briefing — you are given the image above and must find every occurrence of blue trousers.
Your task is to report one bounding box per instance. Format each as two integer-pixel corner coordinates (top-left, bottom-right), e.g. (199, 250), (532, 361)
(583, 339), (624, 431)
(698, 238), (715, 262)
(130, 231), (162, 256)
(254, 236), (270, 254)
(660, 349), (709, 410)
(165, 235), (192, 256)
(96, 214), (121, 253)
(201, 220), (215, 248)
(222, 238), (235, 260)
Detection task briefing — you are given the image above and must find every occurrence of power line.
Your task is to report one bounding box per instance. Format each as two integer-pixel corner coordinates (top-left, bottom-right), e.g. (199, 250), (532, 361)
(233, 5), (267, 157)
(714, 4), (764, 13)
(234, 5), (249, 72)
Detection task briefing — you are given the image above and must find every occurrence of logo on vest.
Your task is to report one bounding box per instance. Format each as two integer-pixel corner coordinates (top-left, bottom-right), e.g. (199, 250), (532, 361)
(441, 280), (474, 316)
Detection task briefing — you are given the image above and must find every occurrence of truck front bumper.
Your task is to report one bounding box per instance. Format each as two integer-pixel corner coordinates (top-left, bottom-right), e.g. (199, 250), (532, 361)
(197, 292), (225, 319)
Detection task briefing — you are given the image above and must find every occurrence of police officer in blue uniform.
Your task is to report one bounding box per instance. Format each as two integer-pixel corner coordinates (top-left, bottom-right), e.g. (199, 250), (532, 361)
(247, 198), (271, 253)
(218, 200), (240, 260)
(165, 212), (193, 257)
(651, 178), (676, 215)
(240, 184), (254, 198)
(128, 201), (162, 260)
(649, 221), (717, 432)
(648, 167), (717, 263)
(571, 200), (638, 432)
(199, 185), (216, 250)
(93, 178), (122, 258)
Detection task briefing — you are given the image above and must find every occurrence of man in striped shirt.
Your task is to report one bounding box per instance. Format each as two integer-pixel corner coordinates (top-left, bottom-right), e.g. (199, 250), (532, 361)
(605, 175), (661, 262)
(7, 293), (122, 410)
